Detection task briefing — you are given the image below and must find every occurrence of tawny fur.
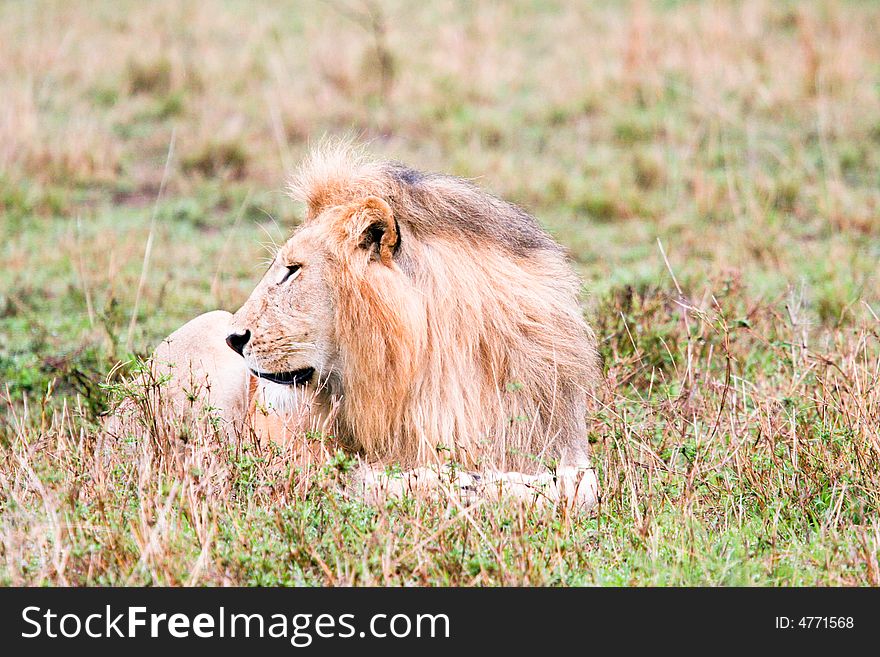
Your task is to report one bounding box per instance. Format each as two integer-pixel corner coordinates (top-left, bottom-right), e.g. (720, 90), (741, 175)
(228, 141), (601, 473)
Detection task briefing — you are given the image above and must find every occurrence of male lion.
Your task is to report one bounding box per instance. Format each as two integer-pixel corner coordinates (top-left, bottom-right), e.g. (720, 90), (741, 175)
(147, 143), (601, 509)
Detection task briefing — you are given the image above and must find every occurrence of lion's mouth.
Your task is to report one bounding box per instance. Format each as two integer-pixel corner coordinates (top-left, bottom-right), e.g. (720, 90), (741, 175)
(250, 367), (315, 386)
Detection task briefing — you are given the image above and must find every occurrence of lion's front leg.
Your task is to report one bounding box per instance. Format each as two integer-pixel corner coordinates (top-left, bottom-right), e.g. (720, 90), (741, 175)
(354, 463), (599, 512)
(477, 467), (599, 511)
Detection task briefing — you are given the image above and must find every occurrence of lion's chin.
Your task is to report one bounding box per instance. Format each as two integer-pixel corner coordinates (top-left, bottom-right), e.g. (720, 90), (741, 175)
(255, 378), (315, 415)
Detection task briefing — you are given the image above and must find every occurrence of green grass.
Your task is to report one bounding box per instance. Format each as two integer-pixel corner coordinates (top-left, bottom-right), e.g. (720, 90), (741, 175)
(2, 0), (880, 585)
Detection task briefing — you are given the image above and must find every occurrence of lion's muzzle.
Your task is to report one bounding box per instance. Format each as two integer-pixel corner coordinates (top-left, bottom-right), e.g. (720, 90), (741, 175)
(225, 329), (251, 356)
(250, 367), (315, 386)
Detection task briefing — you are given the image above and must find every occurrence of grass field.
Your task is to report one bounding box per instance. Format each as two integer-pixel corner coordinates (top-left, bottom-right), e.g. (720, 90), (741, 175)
(2, 0), (880, 585)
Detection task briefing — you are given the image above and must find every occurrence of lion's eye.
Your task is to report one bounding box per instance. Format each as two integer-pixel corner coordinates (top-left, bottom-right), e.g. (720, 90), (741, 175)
(278, 264), (302, 285)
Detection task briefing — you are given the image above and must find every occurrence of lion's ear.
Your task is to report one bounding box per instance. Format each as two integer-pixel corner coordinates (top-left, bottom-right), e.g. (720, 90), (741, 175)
(355, 196), (399, 267)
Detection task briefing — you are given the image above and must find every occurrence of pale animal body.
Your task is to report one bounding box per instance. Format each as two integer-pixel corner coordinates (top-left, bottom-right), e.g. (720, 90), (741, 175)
(145, 143), (601, 508)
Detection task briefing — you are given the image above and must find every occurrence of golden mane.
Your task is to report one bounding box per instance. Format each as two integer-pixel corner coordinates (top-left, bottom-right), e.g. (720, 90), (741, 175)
(287, 142), (601, 472)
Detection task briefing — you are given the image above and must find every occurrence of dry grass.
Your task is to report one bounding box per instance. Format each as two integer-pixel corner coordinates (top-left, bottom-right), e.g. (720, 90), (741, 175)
(1, 0), (879, 585)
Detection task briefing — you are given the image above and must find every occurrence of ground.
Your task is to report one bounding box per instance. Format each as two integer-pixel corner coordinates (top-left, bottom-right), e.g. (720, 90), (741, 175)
(1, 0), (879, 585)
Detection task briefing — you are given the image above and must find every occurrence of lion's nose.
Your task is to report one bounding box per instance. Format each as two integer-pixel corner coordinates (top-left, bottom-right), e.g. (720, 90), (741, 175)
(225, 329), (251, 356)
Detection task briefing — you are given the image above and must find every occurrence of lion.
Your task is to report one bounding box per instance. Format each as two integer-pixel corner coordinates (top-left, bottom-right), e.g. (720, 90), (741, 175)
(140, 142), (601, 508)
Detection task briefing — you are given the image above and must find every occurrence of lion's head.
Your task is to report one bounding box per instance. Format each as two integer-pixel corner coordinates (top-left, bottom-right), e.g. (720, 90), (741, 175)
(227, 193), (414, 396)
(227, 142), (600, 473)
